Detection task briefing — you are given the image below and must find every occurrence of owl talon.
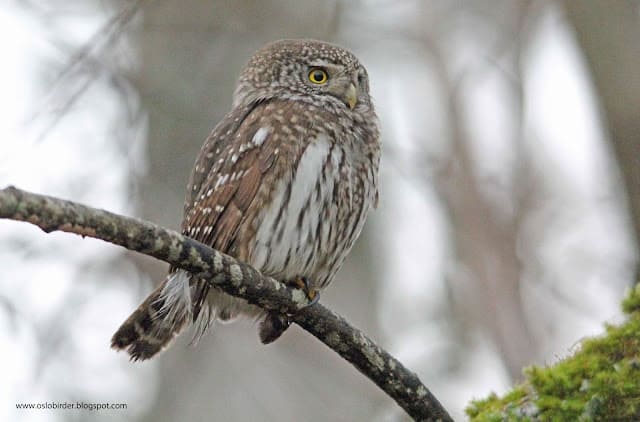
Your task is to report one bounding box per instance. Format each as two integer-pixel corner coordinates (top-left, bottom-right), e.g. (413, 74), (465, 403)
(306, 289), (320, 306)
(259, 278), (319, 345)
(290, 276), (308, 290)
(289, 276), (319, 306)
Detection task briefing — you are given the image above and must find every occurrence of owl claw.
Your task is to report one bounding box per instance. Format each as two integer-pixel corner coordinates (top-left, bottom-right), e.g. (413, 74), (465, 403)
(259, 277), (320, 345)
(290, 276), (308, 290)
(306, 289), (320, 306)
(290, 276), (320, 306)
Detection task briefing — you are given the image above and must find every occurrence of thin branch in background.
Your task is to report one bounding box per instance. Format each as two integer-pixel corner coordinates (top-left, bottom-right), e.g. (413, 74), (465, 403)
(28, 0), (151, 142)
(0, 185), (454, 422)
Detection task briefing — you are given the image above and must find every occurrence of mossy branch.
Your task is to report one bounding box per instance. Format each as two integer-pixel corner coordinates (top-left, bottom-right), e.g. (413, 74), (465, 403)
(0, 185), (452, 422)
(466, 286), (640, 421)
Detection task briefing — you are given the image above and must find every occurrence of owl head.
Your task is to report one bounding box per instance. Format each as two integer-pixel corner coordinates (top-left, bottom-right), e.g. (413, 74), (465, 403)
(233, 39), (372, 114)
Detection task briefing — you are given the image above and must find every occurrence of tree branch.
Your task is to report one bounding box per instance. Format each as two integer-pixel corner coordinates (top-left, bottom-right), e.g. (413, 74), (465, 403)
(0, 185), (452, 422)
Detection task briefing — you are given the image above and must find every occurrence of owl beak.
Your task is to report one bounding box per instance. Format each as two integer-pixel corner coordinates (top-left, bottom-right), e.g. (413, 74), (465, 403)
(344, 83), (357, 110)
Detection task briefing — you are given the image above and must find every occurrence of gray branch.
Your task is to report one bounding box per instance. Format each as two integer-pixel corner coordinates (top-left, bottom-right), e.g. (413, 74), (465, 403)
(0, 185), (452, 422)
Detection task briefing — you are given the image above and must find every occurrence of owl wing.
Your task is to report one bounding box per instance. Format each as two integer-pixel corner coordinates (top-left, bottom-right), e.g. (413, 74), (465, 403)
(180, 100), (300, 320)
(183, 101), (261, 221)
(182, 101), (289, 249)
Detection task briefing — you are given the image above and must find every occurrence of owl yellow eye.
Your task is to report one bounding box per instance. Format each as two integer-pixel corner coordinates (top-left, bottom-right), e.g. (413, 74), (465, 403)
(308, 68), (328, 84)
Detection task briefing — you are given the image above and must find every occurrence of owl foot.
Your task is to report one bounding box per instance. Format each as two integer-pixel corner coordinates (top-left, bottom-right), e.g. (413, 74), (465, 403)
(258, 277), (320, 344)
(289, 276), (320, 306)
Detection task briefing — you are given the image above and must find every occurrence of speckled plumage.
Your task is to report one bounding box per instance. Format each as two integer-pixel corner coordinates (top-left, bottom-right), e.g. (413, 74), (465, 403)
(111, 39), (380, 360)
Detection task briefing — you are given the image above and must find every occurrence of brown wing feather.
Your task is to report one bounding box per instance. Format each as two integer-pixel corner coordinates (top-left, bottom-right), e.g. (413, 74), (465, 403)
(182, 100), (297, 320)
(183, 102), (261, 219)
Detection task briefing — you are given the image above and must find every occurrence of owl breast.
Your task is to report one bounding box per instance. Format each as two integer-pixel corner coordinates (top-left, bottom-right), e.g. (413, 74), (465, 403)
(248, 131), (373, 290)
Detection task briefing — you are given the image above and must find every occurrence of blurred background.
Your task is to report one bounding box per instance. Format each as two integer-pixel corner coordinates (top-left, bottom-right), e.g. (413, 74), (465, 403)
(1, 0), (639, 421)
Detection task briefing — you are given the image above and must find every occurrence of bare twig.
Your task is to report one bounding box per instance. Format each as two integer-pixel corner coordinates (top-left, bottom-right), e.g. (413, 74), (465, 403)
(31, 0), (150, 142)
(0, 185), (452, 422)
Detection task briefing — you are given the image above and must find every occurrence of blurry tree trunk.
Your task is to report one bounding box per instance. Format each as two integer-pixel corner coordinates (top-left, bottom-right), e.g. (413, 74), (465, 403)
(564, 0), (640, 279)
(424, 1), (537, 380)
(441, 95), (536, 380)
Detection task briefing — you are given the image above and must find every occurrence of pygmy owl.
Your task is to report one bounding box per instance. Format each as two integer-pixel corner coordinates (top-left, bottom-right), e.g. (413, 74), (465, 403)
(111, 39), (381, 360)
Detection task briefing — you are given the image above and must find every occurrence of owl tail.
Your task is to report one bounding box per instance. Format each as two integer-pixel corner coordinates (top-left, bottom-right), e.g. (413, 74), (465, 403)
(111, 270), (193, 361)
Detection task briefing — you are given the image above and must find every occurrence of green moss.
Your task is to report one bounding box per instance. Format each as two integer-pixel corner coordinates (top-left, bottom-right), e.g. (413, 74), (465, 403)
(467, 285), (640, 421)
(622, 284), (640, 314)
